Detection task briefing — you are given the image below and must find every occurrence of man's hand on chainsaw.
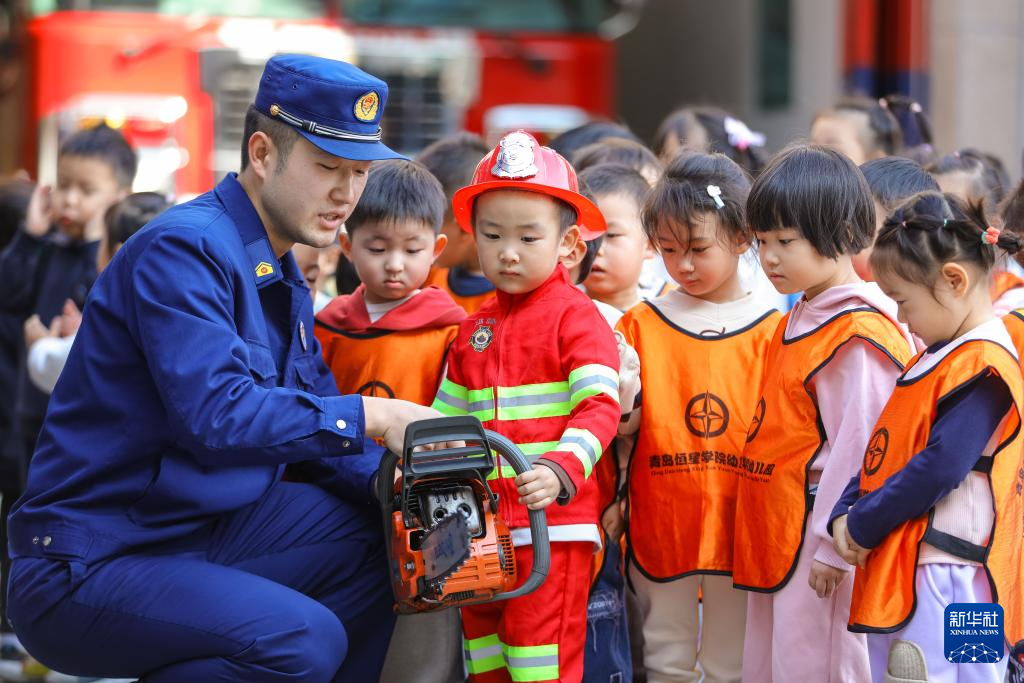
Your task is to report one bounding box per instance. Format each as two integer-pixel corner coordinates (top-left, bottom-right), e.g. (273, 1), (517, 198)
(362, 397), (451, 455)
(515, 464), (561, 510)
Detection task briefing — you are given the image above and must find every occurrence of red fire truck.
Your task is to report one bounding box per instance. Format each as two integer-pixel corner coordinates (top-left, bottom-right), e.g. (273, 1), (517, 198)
(14, 0), (641, 197)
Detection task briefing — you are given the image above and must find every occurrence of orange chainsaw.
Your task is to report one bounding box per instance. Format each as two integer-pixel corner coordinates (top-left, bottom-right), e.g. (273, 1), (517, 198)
(377, 415), (550, 614)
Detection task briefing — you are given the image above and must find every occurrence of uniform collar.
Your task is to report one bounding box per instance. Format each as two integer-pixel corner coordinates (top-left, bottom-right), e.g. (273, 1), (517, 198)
(214, 172), (284, 290)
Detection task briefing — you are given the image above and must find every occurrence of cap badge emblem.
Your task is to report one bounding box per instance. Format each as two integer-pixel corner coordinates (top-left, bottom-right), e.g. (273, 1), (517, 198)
(354, 91), (379, 122)
(492, 131), (538, 179)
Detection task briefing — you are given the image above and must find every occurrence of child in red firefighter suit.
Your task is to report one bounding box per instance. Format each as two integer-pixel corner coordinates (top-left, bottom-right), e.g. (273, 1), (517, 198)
(432, 131), (621, 683)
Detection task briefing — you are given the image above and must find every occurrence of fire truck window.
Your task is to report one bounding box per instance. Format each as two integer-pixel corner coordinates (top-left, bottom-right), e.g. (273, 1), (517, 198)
(341, 0), (609, 32)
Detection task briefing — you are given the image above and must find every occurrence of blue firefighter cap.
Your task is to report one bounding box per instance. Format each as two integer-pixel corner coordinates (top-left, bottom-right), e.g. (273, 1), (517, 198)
(254, 54), (405, 162)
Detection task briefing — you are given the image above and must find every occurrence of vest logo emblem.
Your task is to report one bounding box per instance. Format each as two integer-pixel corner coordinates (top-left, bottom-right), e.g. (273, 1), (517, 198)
(255, 261), (275, 278)
(470, 324), (493, 353)
(864, 427), (889, 476)
(746, 397), (765, 443)
(685, 392), (729, 439)
(354, 91), (379, 122)
(357, 380), (396, 399)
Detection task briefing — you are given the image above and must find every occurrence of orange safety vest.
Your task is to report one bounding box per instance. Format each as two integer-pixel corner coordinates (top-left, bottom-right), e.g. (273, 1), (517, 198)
(425, 268), (495, 315)
(733, 308), (913, 592)
(991, 271), (1024, 304)
(848, 333), (1024, 647)
(1005, 310), (1024, 359)
(314, 323), (457, 406)
(620, 303), (780, 580)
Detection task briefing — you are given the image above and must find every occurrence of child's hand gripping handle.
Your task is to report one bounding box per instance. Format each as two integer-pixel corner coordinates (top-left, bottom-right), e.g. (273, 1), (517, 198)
(484, 430), (550, 601)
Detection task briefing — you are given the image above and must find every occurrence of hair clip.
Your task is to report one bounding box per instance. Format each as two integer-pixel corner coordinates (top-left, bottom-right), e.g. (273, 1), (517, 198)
(723, 117), (766, 151)
(983, 226), (1000, 245)
(706, 185), (725, 209)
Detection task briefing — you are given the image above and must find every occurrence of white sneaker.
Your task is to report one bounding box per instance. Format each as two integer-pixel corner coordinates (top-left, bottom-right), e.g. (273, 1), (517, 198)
(885, 639), (929, 683)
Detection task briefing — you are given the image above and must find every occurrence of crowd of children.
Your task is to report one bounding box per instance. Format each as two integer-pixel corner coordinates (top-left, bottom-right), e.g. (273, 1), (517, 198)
(2, 88), (1024, 683)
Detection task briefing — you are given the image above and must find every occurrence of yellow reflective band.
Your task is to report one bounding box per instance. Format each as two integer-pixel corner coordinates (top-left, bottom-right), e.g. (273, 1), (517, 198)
(496, 382), (571, 421)
(568, 364), (619, 409)
(556, 427), (603, 478)
(505, 643), (559, 682)
(485, 441), (558, 480)
(432, 378), (468, 415)
(464, 634), (504, 674)
(462, 636), (559, 681)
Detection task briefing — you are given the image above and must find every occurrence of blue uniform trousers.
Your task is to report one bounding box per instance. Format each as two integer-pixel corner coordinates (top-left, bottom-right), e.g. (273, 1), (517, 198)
(7, 481), (394, 683)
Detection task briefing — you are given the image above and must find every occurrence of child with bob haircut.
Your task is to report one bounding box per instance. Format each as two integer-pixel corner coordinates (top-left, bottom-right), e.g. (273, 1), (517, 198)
(831, 192), (1024, 683)
(733, 145), (915, 683)
(617, 152), (780, 683)
(433, 130), (620, 683)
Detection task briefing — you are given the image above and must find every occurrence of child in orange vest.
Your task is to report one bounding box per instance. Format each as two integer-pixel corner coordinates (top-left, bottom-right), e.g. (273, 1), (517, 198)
(314, 158), (466, 683)
(417, 133), (497, 314)
(433, 131), (620, 683)
(613, 152), (779, 683)
(830, 191), (1024, 683)
(315, 159), (466, 407)
(733, 145), (916, 683)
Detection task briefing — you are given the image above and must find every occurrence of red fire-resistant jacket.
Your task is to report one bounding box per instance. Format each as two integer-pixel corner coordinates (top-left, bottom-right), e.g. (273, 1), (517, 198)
(432, 265), (620, 528)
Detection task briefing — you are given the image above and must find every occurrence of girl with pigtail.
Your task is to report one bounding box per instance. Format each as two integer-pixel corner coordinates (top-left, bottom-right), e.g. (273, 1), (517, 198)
(830, 191), (1024, 683)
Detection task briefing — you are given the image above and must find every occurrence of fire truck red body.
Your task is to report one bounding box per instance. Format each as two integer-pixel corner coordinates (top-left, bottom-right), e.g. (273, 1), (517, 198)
(21, 6), (620, 196)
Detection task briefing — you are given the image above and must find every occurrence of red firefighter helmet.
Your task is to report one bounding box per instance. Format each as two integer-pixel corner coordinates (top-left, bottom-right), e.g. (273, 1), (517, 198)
(451, 130), (607, 240)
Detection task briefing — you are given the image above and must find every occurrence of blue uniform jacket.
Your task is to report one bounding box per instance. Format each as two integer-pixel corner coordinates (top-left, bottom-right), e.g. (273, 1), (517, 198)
(8, 174), (381, 566)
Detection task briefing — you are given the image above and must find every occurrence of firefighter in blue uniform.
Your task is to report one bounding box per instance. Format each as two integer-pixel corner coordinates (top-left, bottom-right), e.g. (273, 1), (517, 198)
(5, 55), (437, 682)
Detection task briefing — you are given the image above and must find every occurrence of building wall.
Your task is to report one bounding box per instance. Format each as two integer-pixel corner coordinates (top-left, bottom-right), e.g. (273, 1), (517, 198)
(616, 0), (842, 154)
(617, 0), (1023, 181)
(930, 0), (1023, 179)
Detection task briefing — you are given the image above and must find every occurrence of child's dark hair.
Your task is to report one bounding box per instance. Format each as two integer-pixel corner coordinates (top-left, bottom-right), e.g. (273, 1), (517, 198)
(879, 94), (934, 164)
(575, 235), (604, 285)
(860, 157), (939, 215)
(334, 252), (362, 295)
(346, 159), (446, 235)
(641, 152), (751, 248)
(573, 139), (661, 180)
(927, 149), (1009, 210)
(998, 181), (1024, 268)
(0, 177), (34, 250)
(578, 163), (650, 210)
(548, 121), (640, 162)
(104, 192), (170, 247)
(871, 191), (1023, 288)
(814, 97), (903, 158)
(415, 132), (490, 209)
(59, 123), (137, 188)
(653, 106), (767, 177)
(748, 144), (874, 258)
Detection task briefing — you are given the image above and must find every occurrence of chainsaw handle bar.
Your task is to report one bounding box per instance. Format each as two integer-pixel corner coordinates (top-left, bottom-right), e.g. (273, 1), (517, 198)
(482, 430), (550, 602)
